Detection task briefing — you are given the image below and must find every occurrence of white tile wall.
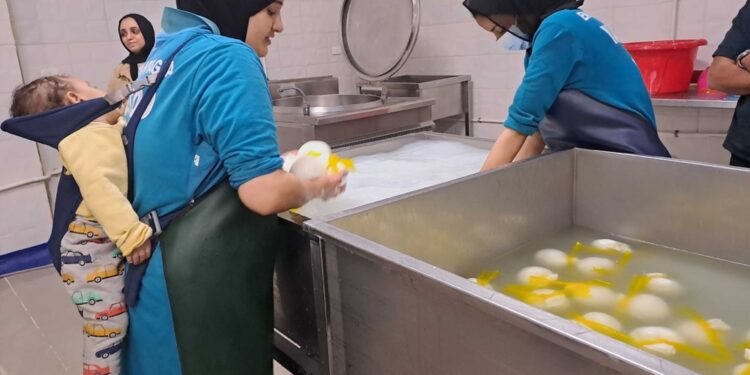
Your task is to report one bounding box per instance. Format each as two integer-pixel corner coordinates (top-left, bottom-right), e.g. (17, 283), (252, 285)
(0, 184), (53, 255)
(0, 0), (51, 255)
(8, 0), (173, 90)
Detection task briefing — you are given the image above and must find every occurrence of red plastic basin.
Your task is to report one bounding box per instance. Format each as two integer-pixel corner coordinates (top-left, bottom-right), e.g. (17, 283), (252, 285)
(623, 39), (708, 95)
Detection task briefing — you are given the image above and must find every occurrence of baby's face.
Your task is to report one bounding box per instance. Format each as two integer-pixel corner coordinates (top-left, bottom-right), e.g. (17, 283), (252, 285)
(65, 78), (106, 101)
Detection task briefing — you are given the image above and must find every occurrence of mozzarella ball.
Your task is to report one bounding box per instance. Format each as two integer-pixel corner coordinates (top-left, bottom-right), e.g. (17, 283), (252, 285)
(591, 239), (633, 254)
(630, 326), (683, 356)
(583, 312), (623, 331)
(517, 266), (558, 286)
(529, 289), (571, 313)
(298, 140), (331, 159)
(289, 154), (328, 179)
(625, 294), (671, 323)
(573, 286), (621, 310)
(733, 363), (750, 375)
(645, 273), (683, 297)
(576, 257), (616, 278)
(534, 249), (570, 270)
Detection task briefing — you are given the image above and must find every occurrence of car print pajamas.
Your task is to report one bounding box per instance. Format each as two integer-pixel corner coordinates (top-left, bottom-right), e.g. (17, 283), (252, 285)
(61, 216), (127, 375)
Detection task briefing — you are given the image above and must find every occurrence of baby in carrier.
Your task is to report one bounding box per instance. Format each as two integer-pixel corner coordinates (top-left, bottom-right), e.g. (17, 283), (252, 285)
(10, 75), (153, 375)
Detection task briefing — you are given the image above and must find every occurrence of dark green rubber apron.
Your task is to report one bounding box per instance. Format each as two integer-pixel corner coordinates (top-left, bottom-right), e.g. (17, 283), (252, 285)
(159, 181), (279, 375)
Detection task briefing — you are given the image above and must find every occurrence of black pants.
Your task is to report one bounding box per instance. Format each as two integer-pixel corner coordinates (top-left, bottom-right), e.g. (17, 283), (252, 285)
(730, 154), (750, 168)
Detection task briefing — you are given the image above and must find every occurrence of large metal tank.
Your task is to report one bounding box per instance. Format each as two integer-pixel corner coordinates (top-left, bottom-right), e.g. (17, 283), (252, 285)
(273, 132), (494, 374)
(305, 150), (750, 374)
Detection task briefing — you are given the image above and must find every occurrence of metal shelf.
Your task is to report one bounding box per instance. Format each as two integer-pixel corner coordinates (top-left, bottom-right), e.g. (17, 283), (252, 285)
(651, 86), (738, 109)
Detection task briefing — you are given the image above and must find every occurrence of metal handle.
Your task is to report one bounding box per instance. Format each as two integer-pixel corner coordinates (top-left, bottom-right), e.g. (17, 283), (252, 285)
(359, 85), (388, 103)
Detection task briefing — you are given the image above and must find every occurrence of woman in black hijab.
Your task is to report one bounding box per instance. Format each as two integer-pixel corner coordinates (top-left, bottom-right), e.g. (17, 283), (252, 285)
(107, 14), (155, 92)
(120, 1), (345, 374)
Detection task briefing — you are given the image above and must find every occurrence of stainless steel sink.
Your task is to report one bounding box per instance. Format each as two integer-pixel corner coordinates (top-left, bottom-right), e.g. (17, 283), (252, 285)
(272, 94), (384, 116)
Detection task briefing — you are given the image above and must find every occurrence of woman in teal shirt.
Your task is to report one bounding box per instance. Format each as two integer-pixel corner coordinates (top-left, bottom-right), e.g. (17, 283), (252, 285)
(122, 1), (345, 374)
(463, 0), (670, 171)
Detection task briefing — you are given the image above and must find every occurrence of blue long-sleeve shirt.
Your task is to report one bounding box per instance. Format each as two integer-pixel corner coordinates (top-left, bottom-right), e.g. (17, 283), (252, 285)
(505, 9), (656, 135)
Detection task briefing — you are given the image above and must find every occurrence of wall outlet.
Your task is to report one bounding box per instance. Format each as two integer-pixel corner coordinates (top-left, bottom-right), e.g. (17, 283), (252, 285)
(331, 46), (342, 55)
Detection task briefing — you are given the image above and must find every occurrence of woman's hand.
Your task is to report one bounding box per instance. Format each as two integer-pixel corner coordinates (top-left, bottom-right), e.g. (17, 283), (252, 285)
(304, 171), (347, 201)
(481, 128), (528, 171)
(238, 169), (348, 215)
(127, 240), (152, 265)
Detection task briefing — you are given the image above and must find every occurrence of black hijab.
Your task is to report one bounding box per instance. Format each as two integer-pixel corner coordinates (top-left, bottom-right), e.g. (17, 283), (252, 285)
(463, 0), (584, 36)
(176, 0), (276, 41)
(119, 14), (155, 81)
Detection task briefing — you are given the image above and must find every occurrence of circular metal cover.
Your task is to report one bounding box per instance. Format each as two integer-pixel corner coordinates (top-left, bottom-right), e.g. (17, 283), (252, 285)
(341, 0), (420, 82)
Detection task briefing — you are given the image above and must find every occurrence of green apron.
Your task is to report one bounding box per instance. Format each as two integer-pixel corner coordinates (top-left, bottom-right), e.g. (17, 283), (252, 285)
(160, 181), (279, 375)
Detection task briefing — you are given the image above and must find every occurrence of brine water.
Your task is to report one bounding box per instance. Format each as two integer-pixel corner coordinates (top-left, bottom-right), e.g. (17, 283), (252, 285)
(469, 226), (750, 374)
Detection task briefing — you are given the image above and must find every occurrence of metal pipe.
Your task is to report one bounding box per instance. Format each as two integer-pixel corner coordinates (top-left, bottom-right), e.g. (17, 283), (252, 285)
(279, 87), (311, 116)
(0, 169), (61, 194)
(671, 0), (680, 40)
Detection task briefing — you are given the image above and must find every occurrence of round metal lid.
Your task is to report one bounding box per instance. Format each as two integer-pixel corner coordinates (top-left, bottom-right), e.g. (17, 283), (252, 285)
(341, 0), (420, 82)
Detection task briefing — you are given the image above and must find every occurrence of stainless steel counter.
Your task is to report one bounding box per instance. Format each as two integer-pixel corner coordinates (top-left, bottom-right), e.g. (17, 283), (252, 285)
(651, 87), (738, 109)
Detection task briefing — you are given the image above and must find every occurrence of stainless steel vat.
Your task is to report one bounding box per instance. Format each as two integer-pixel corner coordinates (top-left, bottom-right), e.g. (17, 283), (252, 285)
(305, 150), (750, 374)
(272, 94), (384, 116)
(273, 132), (494, 374)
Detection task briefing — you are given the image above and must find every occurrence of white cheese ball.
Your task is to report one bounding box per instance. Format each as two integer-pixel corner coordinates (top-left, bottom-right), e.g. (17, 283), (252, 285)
(298, 140), (331, 159)
(591, 239), (632, 254)
(676, 319), (731, 346)
(529, 289), (571, 313)
(516, 266), (558, 285)
(630, 326), (683, 357)
(645, 273), (683, 297)
(583, 312), (623, 331)
(573, 286), (621, 310)
(625, 294), (671, 323)
(575, 257), (616, 278)
(289, 155), (328, 179)
(534, 249), (570, 270)
(733, 363), (750, 375)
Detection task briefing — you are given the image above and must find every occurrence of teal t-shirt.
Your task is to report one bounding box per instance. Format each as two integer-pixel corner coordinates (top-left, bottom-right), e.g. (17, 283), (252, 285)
(505, 9), (656, 135)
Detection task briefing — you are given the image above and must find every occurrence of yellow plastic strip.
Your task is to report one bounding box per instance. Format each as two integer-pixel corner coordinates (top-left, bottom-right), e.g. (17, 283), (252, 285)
(475, 270), (500, 286)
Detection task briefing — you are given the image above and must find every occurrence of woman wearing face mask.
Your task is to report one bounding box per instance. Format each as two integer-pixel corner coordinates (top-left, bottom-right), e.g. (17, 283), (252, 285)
(463, 0), (670, 171)
(120, 1), (345, 374)
(108, 14), (155, 92)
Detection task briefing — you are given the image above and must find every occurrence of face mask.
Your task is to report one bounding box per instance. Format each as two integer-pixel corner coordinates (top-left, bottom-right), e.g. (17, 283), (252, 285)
(500, 25), (531, 51)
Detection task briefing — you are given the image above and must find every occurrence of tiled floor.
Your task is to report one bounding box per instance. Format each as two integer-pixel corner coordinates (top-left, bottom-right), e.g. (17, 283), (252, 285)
(0, 267), (291, 375)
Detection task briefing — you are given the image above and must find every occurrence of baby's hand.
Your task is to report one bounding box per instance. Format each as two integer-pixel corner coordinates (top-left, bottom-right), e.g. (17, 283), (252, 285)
(127, 240), (152, 265)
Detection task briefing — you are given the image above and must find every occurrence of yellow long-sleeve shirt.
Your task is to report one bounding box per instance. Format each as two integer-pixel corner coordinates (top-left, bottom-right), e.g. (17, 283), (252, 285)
(58, 118), (151, 256)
